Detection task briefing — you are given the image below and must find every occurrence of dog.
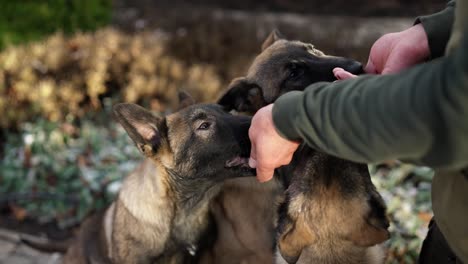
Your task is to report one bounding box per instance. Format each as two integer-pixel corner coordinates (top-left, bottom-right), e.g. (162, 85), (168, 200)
(218, 30), (364, 115)
(59, 94), (256, 263)
(218, 30), (389, 264)
(198, 177), (281, 264)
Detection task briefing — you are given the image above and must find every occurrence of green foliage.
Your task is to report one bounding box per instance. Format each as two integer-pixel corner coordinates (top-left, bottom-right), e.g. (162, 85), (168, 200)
(371, 164), (434, 263)
(0, 0), (112, 50)
(0, 113), (142, 228)
(0, 23), (434, 262)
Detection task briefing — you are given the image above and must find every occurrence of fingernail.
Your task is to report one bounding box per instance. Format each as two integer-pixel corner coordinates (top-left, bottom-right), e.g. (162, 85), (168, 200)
(333, 67), (343, 73)
(248, 158), (257, 168)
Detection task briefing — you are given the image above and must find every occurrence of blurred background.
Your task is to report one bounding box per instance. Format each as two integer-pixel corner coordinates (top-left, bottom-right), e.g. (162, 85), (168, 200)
(0, 0), (446, 263)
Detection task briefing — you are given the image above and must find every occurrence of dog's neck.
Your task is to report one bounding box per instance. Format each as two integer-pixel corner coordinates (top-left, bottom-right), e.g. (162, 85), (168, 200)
(167, 168), (223, 211)
(118, 158), (218, 253)
(119, 159), (173, 225)
(276, 244), (383, 264)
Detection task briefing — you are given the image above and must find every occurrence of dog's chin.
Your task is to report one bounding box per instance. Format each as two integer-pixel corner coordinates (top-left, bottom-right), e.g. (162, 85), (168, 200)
(225, 156), (256, 176)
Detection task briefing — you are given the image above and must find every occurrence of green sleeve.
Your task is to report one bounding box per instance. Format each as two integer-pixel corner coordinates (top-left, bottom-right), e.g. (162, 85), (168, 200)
(272, 30), (468, 170)
(414, 1), (455, 58)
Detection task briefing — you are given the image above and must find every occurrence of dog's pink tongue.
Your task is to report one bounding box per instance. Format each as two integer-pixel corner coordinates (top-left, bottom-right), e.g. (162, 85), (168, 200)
(225, 157), (249, 167)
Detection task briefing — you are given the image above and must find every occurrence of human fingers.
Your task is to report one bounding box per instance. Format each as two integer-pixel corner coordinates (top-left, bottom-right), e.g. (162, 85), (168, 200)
(364, 59), (378, 74)
(333, 67), (358, 80)
(249, 141), (257, 168)
(256, 164), (275, 183)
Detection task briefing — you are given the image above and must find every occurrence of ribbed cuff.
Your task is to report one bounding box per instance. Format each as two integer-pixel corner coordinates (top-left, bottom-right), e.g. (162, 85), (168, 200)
(272, 91), (303, 141)
(414, 2), (455, 59)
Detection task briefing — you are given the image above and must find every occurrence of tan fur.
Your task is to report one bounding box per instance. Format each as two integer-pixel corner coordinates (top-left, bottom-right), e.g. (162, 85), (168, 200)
(61, 102), (256, 263)
(61, 210), (111, 264)
(275, 245), (385, 264)
(218, 31), (388, 264)
(61, 158), (181, 264)
(110, 159), (176, 262)
(278, 184), (386, 264)
(200, 178), (282, 264)
(104, 203), (115, 258)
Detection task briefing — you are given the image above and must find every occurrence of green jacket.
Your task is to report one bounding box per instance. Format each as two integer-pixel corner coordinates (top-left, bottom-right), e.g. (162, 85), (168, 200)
(273, 0), (468, 261)
(415, 0), (455, 58)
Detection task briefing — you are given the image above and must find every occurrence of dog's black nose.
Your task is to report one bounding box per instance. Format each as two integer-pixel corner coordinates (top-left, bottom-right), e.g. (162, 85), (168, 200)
(345, 61), (364, 75)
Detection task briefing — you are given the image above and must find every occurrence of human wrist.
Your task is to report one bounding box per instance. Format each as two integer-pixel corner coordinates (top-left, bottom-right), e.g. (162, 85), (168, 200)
(403, 24), (430, 62)
(272, 91), (303, 142)
(414, 3), (455, 58)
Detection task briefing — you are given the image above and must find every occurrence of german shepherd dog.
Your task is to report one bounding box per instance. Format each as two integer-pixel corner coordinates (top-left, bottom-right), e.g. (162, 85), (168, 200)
(218, 31), (389, 264)
(59, 96), (255, 263)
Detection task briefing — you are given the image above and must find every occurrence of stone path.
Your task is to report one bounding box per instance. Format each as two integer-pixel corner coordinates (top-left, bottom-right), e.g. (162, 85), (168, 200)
(0, 229), (62, 264)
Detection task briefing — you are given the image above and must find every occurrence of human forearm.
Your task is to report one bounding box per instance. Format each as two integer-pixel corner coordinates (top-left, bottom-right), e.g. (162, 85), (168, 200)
(273, 31), (468, 170)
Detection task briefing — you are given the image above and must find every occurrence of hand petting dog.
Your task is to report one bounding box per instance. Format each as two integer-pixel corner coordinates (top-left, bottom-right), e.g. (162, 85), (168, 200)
(334, 23), (430, 80)
(248, 104), (300, 182)
(251, 24), (431, 182)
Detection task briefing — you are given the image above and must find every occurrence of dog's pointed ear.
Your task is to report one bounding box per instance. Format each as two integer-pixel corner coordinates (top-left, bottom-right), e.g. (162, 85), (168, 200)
(177, 90), (195, 110)
(262, 29), (284, 51)
(113, 103), (165, 156)
(217, 77), (265, 114)
(277, 218), (314, 264)
(217, 77), (249, 111)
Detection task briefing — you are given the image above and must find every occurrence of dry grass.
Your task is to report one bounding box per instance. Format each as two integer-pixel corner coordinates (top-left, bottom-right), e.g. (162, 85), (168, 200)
(0, 28), (222, 128)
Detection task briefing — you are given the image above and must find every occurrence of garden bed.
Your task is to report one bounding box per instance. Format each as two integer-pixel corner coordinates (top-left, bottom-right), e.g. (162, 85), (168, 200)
(0, 4), (440, 262)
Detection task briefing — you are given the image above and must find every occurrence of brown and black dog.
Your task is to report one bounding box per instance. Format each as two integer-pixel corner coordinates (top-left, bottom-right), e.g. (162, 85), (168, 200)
(58, 96), (256, 263)
(218, 30), (364, 115)
(218, 31), (389, 264)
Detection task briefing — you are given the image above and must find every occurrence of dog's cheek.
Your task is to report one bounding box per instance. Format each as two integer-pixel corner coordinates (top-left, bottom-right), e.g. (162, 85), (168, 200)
(345, 203), (390, 247)
(346, 224), (390, 247)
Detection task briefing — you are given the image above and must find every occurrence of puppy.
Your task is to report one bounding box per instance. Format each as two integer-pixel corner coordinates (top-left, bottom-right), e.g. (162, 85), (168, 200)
(62, 95), (255, 263)
(218, 31), (389, 264)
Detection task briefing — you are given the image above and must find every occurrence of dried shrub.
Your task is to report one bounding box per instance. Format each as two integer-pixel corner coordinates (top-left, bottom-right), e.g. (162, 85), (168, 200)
(0, 28), (223, 128)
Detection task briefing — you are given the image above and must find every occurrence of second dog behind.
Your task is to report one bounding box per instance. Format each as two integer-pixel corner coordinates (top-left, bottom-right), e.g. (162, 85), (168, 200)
(218, 30), (389, 264)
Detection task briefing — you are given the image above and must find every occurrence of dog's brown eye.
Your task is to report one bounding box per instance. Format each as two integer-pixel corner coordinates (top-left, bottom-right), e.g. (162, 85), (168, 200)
(197, 122), (211, 130)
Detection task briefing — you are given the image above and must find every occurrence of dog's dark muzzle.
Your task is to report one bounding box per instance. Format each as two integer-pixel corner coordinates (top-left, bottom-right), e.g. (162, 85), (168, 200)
(343, 60), (364, 75)
(224, 115), (253, 172)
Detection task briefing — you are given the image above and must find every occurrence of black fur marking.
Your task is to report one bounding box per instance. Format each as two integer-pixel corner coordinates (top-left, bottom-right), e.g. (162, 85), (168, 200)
(462, 167), (468, 180)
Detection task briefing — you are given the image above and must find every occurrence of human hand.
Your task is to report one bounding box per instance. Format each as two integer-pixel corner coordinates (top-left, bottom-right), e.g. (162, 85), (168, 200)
(333, 67), (358, 80)
(366, 24), (430, 74)
(333, 24), (430, 80)
(248, 104), (300, 182)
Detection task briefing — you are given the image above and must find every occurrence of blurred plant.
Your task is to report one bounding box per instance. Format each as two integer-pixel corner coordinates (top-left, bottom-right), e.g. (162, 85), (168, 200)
(0, 0), (112, 50)
(0, 23), (434, 263)
(0, 28), (222, 129)
(0, 114), (141, 228)
(370, 163), (434, 263)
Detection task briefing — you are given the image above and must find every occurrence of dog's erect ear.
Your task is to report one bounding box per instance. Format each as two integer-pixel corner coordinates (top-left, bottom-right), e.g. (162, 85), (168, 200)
(262, 29), (284, 51)
(277, 218), (314, 264)
(177, 91), (195, 110)
(113, 103), (165, 156)
(217, 77), (265, 114)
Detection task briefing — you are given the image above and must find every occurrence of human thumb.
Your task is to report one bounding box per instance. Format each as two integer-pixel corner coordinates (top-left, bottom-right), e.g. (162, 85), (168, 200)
(364, 59), (378, 74)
